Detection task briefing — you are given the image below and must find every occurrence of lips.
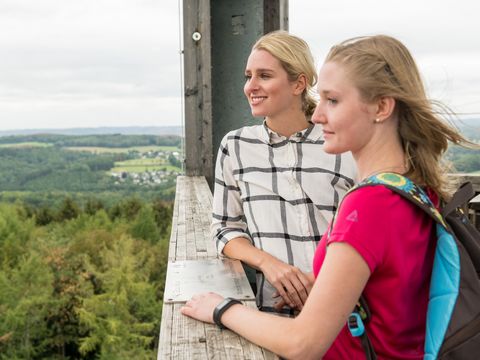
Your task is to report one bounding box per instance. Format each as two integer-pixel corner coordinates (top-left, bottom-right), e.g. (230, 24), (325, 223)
(322, 129), (334, 138)
(250, 96), (267, 105)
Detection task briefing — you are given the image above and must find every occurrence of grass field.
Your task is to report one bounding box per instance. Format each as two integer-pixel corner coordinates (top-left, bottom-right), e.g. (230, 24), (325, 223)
(110, 158), (181, 173)
(65, 145), (180, 153)
(111, 165), (180, 173)
(0, 142), (53, 148)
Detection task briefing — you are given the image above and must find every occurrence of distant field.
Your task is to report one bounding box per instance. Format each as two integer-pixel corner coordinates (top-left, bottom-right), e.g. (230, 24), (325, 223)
(110, 158), (181, 173)
(65, 145), (180, 153)
(0, 142), (53, 148)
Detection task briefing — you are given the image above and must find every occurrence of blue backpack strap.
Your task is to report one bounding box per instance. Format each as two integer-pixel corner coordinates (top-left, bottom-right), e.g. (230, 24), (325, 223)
(352, 173), (460, 359)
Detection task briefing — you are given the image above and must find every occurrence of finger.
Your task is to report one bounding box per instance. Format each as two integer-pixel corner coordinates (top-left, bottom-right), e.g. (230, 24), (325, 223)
(180, 305), (192, 317)
(290, 276), (309, 305)
(272, 291), (280, 298)
(284, 275), (309, 308)
(297, 271), (315, 294)
(289, 271), (310, 304)
(275, 283), (295, 308)
(281, 281), (303, 309)
(274, 299), (287, 311)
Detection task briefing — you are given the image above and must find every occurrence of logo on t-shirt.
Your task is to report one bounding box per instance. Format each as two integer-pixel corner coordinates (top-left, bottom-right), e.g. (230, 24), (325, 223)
(346, 210), (359, 222)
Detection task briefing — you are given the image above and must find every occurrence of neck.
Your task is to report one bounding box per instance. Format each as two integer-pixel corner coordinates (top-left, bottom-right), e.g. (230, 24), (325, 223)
(360, 165), (407, 180)
(265, 113), (310, 137)
(354, 138), (407, 182)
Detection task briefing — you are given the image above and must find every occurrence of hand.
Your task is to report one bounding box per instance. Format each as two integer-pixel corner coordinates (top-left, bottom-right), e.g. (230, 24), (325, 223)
(180, 292), (225, 324)
(273, 272), (315, 311)
(272, 272), (315, 311)
(259, 255), (314, 310)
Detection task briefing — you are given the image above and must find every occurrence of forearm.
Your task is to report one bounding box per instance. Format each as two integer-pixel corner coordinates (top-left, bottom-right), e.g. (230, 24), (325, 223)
(221, 304), (320, 359)
(223, 236), (272, 270)
(182, 243), (371, 359)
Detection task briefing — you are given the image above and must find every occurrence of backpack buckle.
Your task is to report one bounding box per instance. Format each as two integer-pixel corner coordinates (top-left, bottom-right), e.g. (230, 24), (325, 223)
(348, 312), (365, 337)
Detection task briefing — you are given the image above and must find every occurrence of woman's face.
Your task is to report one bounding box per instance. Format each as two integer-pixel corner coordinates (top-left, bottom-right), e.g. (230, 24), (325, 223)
(244, 49), (301, 119)
(312, 61), (377, 155)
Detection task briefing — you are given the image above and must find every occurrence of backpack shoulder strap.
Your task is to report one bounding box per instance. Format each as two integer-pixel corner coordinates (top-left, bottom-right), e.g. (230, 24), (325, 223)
(352, 172), (447, 229)
(442, 182), (475, 218)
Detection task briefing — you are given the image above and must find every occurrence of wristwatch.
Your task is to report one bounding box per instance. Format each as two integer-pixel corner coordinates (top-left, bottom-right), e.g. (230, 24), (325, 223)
(213, 297), (242, 329)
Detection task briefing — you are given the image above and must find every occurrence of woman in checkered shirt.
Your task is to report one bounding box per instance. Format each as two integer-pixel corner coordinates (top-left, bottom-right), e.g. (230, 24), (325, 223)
(211, 31), (356, 314)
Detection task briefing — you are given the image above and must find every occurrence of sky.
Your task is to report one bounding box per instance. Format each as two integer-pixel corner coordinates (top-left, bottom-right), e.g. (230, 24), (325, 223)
(0, 0), (479, 131)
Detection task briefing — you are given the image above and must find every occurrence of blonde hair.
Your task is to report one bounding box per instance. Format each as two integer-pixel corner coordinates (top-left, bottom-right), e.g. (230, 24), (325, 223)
(325, 35), (473, 200)
(253, 30), (317, 116)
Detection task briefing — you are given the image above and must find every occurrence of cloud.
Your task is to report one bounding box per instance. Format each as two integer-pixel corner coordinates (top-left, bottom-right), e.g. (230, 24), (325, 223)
(289, 0), (480, 116)
(0, 0), (183, 130)
(0, 95), (182, 130)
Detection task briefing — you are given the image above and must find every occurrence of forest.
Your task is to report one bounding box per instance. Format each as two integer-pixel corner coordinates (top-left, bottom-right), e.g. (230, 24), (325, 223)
(0, 133), (181, 148)
(446, 120), (480, 173)
(0, 134), (179, 359)
(0, 197), (171, 359)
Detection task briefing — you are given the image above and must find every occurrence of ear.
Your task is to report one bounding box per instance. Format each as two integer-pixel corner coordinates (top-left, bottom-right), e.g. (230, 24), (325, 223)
(292, 74), (307, 96)
(375, 96), (396, 121)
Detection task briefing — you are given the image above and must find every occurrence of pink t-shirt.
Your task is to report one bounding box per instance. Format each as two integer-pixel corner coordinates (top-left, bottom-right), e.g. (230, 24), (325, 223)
(313, 186), (438, 360)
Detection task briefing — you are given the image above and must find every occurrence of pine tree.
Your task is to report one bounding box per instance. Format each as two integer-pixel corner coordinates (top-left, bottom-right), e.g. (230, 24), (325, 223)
(130, 206), (160, 243)
(76, 235), (161, 359)
(0, 254), (54, 359)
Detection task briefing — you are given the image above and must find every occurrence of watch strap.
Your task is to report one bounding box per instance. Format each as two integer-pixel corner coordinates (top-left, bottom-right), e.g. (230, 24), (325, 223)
(213, 297), (241, 329)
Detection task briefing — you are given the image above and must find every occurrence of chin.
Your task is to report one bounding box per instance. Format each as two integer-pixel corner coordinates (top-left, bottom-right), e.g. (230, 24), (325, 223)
(323, 143), (347, 155)
(251, 110), (267, 118)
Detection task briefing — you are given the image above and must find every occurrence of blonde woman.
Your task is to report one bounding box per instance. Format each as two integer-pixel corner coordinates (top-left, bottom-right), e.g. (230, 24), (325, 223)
(211, 31), (356, 314)
(183, 35), (473, 359)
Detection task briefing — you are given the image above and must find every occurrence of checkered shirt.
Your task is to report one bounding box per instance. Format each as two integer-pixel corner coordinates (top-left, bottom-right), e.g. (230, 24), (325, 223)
(211, 122), (357, 310)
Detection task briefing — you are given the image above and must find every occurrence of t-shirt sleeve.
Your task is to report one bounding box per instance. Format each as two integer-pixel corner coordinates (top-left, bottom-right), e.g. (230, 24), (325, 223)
(326, 186), (395, 273)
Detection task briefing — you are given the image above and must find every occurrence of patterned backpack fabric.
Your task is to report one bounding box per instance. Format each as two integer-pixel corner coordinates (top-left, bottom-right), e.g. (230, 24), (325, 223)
(346, 173), (480, 359)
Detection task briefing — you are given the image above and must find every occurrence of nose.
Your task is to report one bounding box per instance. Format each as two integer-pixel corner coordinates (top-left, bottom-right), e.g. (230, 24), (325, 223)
(311, 102), (325, 124)
(244, 76), (259, 94)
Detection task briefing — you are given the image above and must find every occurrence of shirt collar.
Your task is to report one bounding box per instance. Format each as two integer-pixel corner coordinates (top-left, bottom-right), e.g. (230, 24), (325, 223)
(260, 119), (323, 144)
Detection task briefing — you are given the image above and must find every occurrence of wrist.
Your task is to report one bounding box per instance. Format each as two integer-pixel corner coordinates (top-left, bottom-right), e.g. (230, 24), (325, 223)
(213, 297), (242, 329)
(257, 251), (275, 271)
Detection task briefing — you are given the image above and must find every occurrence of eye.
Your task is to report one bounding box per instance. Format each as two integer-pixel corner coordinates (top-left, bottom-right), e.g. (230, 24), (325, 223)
(244, 74), (251, 81)
(260, 73), (271, 79)
(327, 98), (338, 105)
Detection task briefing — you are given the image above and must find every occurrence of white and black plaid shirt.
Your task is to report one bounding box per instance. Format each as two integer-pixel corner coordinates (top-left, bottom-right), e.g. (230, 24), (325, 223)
(211, 122), (357, 311)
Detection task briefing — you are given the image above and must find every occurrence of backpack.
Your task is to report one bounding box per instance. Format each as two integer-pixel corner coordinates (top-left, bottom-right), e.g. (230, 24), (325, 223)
(345, 172), (480, 359)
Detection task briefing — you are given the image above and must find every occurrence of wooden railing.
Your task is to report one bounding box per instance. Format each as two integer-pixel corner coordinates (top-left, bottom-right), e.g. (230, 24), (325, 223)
(450, 174), (480, 229)
(158, 174), (480, 359)
(157, 176), (277, 359)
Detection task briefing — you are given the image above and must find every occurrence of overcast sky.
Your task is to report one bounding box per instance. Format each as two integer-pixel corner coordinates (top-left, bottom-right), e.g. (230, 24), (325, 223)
(0, 0), (479, 131)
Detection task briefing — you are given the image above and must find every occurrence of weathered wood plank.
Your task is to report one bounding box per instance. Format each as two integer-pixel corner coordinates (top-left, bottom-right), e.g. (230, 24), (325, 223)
(158, 303), (173, 359)
(450, 174), (480, 193)
(168, 177), (183, 261)
(170, 303), (208, 359)
(176, 178), (188, 261)
(205, 322), (228, 359)
(191, 177), (217, 258)
(185, 180), (198, 260)
(159, 176), (279, 359)
(193, 176), (213, 207)
(187, 177), (212, 258)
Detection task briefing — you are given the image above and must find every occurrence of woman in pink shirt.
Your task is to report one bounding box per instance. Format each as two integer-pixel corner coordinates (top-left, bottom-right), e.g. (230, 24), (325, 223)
(181, 35), (471, 359)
